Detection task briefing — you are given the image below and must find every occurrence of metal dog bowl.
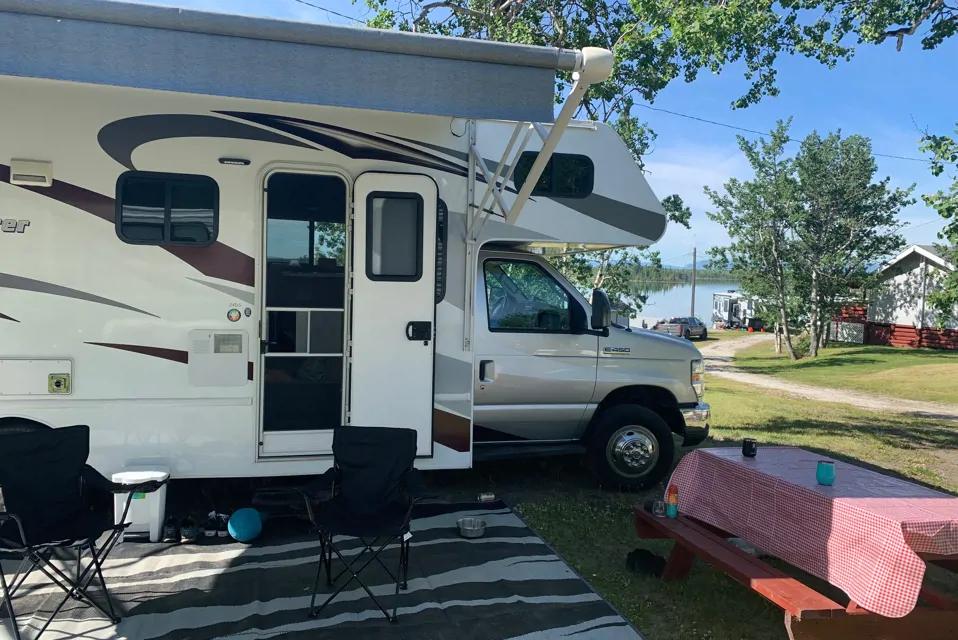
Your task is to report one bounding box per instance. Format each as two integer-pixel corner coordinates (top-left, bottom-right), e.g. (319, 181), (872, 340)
(457, 517), (487, 539)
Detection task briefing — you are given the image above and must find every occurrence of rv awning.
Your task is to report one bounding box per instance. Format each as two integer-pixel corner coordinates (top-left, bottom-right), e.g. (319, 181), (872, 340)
(0, 0), (587, 122)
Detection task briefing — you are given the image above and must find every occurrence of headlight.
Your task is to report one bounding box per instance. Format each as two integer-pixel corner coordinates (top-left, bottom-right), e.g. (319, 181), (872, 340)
(691, 359), (705, 399)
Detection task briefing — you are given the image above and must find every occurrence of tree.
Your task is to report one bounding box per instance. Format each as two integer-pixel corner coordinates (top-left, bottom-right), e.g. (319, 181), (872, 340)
(707, 121), (912, 359)
(791, 131), (912, 356)
(706, 120), (802, 360)
(919, 132), (958, 326)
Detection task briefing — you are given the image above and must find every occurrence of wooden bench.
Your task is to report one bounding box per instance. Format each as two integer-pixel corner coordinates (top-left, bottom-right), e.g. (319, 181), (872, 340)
(633, 504), (958, 639)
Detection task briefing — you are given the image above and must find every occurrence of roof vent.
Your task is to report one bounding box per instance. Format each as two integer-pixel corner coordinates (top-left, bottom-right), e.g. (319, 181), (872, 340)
(9, 159), (53, 188)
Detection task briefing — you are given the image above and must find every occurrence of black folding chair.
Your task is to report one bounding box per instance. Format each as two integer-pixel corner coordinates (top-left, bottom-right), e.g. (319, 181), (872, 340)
(0, 425), (165, 640)
(303, 426), (422, 623)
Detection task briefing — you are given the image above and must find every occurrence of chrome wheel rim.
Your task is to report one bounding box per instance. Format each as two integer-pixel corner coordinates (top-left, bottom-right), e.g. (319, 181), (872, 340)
(606, 425), (659, 478)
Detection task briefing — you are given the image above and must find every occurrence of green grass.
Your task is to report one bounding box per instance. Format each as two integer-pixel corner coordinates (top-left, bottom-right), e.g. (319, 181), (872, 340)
(434, 377), (958, 640)
(735, 341), (958, 404)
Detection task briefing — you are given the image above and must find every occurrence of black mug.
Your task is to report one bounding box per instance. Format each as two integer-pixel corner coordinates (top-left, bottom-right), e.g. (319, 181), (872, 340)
(742, 438), (757, 457)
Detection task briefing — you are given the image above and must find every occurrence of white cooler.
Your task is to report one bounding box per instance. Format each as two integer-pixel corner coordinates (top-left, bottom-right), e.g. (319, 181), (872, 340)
(112, 466), (170, 542)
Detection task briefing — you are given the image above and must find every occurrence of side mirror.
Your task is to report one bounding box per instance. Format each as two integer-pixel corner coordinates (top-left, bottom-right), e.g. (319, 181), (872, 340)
(591, 289), (611, 330)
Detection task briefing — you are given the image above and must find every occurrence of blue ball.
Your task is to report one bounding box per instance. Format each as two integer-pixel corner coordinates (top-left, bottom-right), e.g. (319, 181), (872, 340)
(228, 508), (263, 542)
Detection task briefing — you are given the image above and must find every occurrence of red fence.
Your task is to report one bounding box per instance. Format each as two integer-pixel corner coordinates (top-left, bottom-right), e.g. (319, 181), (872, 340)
(832, 306), (868, 323)
(865, 322), (958, 351)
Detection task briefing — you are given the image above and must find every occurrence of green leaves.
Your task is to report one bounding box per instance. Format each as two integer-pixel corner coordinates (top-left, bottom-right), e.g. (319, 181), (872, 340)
(706, 120), (911, 357)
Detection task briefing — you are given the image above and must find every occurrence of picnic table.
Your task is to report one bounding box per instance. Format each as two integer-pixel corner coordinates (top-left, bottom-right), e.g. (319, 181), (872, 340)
(634, 446), (958, 639)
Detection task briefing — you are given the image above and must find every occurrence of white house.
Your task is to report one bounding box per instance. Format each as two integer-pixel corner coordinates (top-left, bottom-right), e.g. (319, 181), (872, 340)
(867, 244), (957, 348)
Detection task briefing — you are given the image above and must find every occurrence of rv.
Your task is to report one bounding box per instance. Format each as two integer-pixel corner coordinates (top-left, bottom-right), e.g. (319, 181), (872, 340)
(712, 290), (764, 330)
(0, 0), (709, 489)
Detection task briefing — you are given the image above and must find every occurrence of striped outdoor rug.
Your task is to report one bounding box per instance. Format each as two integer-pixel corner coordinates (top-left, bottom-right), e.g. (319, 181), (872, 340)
(2, 501), (644, 640)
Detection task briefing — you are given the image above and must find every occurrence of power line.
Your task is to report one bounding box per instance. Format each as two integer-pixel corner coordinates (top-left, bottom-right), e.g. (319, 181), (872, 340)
(292, 0), (364, 24)
(635, 103), (934, 165)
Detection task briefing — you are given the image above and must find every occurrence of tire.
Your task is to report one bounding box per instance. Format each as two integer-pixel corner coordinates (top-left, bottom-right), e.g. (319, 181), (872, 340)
(587, 404), (675, 490)
(683, 329), (691, 340)
(700, 328), (708, 340)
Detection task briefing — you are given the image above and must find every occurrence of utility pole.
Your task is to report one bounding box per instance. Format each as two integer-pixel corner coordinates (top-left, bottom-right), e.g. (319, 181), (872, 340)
(690, 245), (697, 317)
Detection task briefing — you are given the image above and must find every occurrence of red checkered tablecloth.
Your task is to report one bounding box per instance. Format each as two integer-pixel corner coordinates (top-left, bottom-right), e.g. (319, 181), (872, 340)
(668, 447), (958, 618)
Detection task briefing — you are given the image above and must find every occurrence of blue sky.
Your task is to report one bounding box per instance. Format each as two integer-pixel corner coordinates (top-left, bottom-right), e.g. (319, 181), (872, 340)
(120, 0), (958, 264)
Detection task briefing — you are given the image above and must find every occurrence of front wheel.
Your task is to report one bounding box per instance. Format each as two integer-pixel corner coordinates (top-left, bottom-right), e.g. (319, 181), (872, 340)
(587, 405), (675, 490)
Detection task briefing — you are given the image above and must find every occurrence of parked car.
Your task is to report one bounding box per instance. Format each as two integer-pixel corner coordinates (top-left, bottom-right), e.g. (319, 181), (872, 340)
(655, 317), (708, 340)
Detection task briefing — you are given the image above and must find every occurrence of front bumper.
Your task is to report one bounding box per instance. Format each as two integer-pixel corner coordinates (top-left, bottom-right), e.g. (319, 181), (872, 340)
(680, 402), (710, 446)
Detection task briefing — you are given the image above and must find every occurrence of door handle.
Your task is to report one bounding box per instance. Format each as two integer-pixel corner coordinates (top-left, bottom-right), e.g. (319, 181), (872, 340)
(479, 359), (495, 382)
(406, 321), (432, 343)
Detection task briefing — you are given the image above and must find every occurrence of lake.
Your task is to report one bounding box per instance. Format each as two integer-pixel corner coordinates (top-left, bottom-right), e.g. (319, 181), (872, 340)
(630, 281), (740, 329)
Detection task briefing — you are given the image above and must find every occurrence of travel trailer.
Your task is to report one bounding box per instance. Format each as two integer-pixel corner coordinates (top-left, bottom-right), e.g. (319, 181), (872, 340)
(712, 290), (764, 330)
(0, 0), (708, 489)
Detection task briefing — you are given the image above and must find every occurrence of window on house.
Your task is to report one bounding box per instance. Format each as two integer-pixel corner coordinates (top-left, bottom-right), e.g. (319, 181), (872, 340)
(116, 172), (218, 246)
(512, 152), (594, 198)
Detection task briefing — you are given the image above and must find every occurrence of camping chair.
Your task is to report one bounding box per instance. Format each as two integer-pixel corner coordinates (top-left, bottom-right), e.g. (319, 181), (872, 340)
(0, 425), (165, 640)
(303, 426), (422, 623)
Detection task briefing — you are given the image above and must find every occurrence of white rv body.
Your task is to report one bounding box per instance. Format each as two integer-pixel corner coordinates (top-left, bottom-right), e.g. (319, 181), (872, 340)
(0, 0), (670, 479)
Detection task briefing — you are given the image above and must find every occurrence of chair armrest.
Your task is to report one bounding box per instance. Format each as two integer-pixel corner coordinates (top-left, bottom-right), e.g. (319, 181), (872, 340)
(0, 511), (29, 549)
(299, 468), (338, 524)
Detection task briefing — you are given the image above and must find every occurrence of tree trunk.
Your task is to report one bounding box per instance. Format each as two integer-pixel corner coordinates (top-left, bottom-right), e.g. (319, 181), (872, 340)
(779, 305), (798, 361)
(769, 232), (798, 361)
(774, 322), (783, 354)
(808, 271), (820, 358)
(819, 309), (830, 350)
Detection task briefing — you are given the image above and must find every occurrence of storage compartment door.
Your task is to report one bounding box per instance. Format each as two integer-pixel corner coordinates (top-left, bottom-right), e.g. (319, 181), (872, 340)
(349, 173), (437, 456)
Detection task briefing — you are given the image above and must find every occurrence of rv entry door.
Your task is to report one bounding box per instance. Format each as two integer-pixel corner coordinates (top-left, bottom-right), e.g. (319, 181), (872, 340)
(349, 173), (437, 455)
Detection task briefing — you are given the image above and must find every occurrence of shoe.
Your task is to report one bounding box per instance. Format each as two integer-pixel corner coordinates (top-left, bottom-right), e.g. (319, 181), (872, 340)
(180, 516), (199, 543)
(204, 513), (218, 537)
(162, 516), (179, 543)
(218, 513), (229, 538)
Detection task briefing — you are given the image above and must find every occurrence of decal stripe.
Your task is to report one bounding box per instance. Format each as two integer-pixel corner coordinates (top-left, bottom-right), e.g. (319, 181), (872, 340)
(0, 271), (159, 317)
(98, 114), (314, 171)
(188, 278), (256, 304)
(86, 342), (189, 364)
(219, 111), (469, 176)
(1, 163), (255, 287)
(0, 312), (19, 323)
(433, 408), (471, 452)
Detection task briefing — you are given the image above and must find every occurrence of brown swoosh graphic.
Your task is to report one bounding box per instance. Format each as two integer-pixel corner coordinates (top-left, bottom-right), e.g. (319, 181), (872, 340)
(1, 164), (254, 287)
(86, 342), (189, 364)
(0, 312), (19, 323)
(86, 342), (255, 381)
(433, 408), (471, 453)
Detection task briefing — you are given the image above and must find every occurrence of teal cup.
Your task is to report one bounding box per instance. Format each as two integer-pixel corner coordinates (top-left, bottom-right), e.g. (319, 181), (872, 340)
(816, 461), (835, 486)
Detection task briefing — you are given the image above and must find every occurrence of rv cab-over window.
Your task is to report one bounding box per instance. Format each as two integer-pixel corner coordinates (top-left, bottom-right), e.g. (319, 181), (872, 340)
(513, 152), (594, 199)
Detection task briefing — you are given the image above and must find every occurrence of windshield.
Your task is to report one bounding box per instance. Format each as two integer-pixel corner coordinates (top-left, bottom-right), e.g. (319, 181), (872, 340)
(669, 317), (689, 324)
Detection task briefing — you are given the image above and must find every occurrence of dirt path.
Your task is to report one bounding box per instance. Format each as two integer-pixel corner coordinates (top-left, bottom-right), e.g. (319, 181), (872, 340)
(700, 333), (958, 421)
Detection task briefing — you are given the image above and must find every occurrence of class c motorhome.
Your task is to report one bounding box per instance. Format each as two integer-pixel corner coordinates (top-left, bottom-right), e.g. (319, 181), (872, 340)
(0, 0), (709, 489)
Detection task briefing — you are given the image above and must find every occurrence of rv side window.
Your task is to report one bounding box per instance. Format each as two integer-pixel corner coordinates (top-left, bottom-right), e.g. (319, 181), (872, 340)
(512, 152), (594, 199)
(116, 172), (218, 246)
(366, 193), (424, 281)
(484, 259), (571, 333)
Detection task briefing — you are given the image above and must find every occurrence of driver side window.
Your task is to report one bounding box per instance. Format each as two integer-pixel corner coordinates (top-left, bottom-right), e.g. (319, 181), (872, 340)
(484, 259), (571, 332)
